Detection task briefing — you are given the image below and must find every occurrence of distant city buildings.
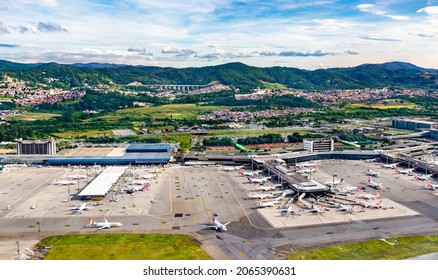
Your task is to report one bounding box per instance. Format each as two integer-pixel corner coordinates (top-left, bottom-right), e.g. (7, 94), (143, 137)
(303, 138), (334, 152)
(16, 140), (57, 155)
(391, 118), (437, 131)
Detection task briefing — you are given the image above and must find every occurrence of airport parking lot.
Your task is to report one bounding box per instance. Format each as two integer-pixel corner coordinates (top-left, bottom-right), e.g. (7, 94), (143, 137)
(0, 159), (437, 260)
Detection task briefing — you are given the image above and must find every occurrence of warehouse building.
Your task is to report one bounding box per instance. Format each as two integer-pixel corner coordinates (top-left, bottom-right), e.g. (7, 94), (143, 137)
(391, 118), (437, 131)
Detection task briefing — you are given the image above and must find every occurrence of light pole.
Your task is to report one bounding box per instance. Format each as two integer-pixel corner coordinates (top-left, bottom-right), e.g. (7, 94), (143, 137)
(332, 173), (337, 192)
(36, 221), (40, 232)
(15, 241), (19, 260)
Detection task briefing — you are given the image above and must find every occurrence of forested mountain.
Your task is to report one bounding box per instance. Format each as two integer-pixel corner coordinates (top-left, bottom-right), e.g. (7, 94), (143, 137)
(0, 60), (436, 90)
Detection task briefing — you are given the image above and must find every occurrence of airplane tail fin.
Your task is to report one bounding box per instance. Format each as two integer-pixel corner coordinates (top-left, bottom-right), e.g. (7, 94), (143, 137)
(89, 217), (96, 225)
(356, 184), (362, 189)
(377, 200), (383, 205)
(340, 178), (344, 184)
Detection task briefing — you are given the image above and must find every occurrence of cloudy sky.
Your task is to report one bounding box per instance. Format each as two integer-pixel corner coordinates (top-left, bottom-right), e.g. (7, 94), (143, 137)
(0, 0), (437, 69)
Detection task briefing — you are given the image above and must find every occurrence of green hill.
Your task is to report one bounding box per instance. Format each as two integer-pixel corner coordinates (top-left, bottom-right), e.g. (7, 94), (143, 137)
(1, 60), (437, 90)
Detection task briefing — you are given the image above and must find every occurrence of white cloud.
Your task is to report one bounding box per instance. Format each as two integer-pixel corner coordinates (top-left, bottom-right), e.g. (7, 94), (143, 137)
(417, 6), (438, 16)
(357, 3), (409, 21)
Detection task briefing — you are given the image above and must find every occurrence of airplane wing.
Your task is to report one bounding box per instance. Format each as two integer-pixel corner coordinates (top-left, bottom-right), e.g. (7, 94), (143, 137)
(98, 225), (110, 230)
(223, 221), (231, 226)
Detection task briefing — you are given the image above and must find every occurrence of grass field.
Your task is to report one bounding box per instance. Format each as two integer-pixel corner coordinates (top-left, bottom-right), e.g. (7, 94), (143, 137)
(260, 81), (288, 89)
(93, 104), (234, 121)
(346, 99), (417, 109)
(3, 112), (60, 121)
(288, 236), (438, 260)
(38, 234), (212, 260)
(52, 130), (115, 139)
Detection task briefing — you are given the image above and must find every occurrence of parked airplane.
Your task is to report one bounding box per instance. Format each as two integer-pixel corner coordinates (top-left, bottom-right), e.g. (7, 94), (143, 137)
(258, 199), (282, 208)
(85, 217), (123, 229)
(255, 183), (276, 192)
(139, 174), (157, 180)
(54, 180), (76, 185)
(67, 175), (87, 180)
(247, 191), (275, 200)
(222, 165), (244, 171)
(424, 183), (438, 190)
(296, 162), (316, 167)
(414, 174), (431, 181)
(239, 170), (261, 177)
(296, 167), (317, 174)
(337, 204), (354, 212)
(396, 168), (413, 175)
(304, 204), (328, 213)
(72, 203), (89, 213)
(367, 178), (383, 189)
(367, 169), (380, 177)
(132, 180), (150, 185)
(357, 191), (381, 200)
(206, 215), (230, 231)
(127, 184), (149, 193)
(247, 177), (270, 184)
(358, 200), (383, 209)
(335, 184), (361, 194)
(380, 163), (397, 169)
(281, 204), (301, 215)
(325, 177), (344, 187)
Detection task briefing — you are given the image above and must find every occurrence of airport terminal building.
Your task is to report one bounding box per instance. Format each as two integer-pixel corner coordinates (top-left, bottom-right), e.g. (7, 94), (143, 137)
(43, 143), (173, 166)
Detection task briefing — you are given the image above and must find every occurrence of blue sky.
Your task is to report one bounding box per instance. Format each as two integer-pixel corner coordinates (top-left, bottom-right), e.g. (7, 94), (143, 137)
(0, 0), (437, 69)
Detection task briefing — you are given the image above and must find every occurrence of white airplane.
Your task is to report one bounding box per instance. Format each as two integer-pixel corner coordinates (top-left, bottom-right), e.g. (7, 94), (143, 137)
(255, 183), (276, 192)
(258, 199), (282, 208)
(414, 174), (431, 181)
(281, 204), (301, 215)
(367, 169), (380, 177)
(247, 177), (269, 184)
(296, 162), (316, 167)
(139, 174), (157, 180)
(367, 178), (383, 189)
(357, 191), (381, 200)
(206, 215), (230, 231)
(54, 180), (76, 185)
(132, 180), (150, 185)
(128, 184), (149, 193)
(380, 163), (397, 169)
(337, 204), (354, 212)
(222, 165), (244, 172)
(325, 178), (344, 187)
(72, 203), (89, 213)
(67, 175), (87, 180)
(396, 168), (413, 175)
(304, 204), (327, 213)
(424, 183), (438, 190)
(358, 200), (383, 209)
(239, 170), (261, 177)
(296, 167), (317, 174)
(85, 217), (123, 229)
(247, 191), (275, 200)
(335, 184), (362, 194)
